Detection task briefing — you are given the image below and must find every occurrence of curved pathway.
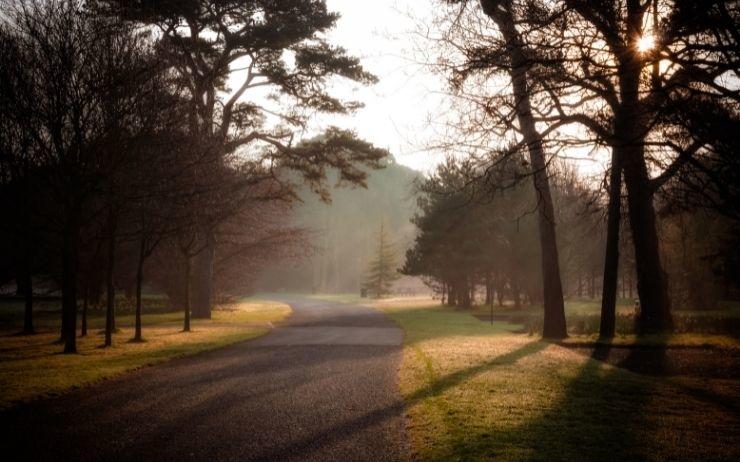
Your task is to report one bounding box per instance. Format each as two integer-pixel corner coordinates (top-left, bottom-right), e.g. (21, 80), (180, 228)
(0, 297), (409, 462)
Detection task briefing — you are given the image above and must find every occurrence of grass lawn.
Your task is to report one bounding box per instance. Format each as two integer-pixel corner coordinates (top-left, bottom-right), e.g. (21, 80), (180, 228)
(374, 298), (739, 462)
(0, 299), (290, 409)
(471, 297), (738, 336)
(472, 297), (740, 317)
(472, 297), (636, 315)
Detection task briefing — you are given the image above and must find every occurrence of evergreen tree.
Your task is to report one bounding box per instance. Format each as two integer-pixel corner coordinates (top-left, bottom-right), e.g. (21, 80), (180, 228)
(363, 222), (400, 298)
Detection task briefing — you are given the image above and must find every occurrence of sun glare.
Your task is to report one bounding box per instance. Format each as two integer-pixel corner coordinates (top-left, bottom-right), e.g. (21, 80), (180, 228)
(636, 34), (656, 53)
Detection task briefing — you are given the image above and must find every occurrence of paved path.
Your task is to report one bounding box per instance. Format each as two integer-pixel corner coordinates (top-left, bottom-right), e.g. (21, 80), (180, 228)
(0, 298), (409, 462)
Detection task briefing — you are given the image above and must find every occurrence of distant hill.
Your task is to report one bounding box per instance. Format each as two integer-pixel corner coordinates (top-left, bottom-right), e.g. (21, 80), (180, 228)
(256, 158), (423, 293)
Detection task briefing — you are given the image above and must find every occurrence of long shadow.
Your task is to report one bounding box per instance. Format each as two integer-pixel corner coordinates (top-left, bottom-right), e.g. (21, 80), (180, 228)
(0, 342), (404, 459)
(15, 296), (731, 460)
(243, 341), (547, 461)
(676, 381), (740, 415)
(32, 340), (535, 461)
(437, 341), (660, 461)
(7, 327), (733, 461)
(247, 335), (728, 461)
(406, 341), (547, 403)
(442, 337), (737, 461)
(588, 336), (668, 374)
(617, 337), (668, 377)
(585, 336), (738, 412)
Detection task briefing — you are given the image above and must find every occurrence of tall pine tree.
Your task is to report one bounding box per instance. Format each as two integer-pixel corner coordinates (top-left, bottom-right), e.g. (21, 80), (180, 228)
(363, 222), (400, 298)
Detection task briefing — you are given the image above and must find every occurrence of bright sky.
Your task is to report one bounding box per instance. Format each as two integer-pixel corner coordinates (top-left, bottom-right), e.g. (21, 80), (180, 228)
(225, 1), (607, 178)
(314, 1), (607, 178)
(317, 0), (448, 172)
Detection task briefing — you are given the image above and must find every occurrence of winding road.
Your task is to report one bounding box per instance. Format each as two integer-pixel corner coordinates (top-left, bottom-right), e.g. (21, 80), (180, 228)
(0, 298), (410, 461)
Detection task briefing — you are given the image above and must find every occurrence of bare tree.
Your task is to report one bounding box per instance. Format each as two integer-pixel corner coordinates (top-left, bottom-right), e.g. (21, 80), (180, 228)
(0, 0), (193, 351)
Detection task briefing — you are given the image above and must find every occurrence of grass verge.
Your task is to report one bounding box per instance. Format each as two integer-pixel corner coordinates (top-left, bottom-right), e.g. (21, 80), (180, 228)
(376, 299), (739, 462)
(0, 299), (290, 409)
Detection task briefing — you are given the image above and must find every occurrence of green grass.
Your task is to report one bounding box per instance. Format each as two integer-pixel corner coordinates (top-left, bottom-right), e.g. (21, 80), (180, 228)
(0, 299), (291, 409)
(378, 300), (739, 462)
(472, 297), (739, 336)
(472, 298), (635, 316)
(559, 332), (739, 348)
(474, 297), (740, 317)
(0, 295), (171, 329)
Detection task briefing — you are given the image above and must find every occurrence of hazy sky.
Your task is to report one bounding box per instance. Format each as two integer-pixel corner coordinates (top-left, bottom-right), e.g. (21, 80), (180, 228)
(318, 0), (448, 172)
(224, 1), (607, 178)
(315, 1), (606, 178)
(226, 1), (608, 177)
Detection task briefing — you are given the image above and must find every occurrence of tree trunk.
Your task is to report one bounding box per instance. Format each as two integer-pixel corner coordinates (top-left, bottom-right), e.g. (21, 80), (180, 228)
(623, 152), (672, 333)
(134, 238), (145, 342)
(485, 274), (493, 305)
(617, 42), (673, 334)
(183, 256), (191, 332)
(496, 274), (505, 307)
(81, 285), (88, 337)
(61, 208), (79, 354)
(192, 231), (215, 319)
(458, 279), (471, 309)
(589, 270), (595, 299)
(89, 271), (102, 308)
(60, 304), (67, 343)
(15, 276), (27, 297)
(104, 208), (117, 347)
(22, 266), (34, 334)
(600, 153), (622, 338)
(512, 280), (521, 309)
(482, 0), (567, 338)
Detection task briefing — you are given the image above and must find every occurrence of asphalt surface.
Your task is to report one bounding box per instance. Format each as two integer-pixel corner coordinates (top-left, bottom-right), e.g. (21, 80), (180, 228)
(0, 298), (410, 462)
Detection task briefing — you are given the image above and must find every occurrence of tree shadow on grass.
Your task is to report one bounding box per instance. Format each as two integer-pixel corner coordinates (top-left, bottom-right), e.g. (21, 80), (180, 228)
(585, 339), (738, 413)
(407, 341), (548, 402)
(437, 341), (659, 461)
(439, 338), (736, 461)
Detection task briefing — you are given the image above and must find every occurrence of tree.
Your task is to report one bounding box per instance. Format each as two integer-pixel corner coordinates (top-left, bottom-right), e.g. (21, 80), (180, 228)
(103, 0), (389, 319)
(363, 222), (401, 298)
(121, 98), (192, 342)
(0, 0), (195, 351)
(599, 154), (622, 338)
(0, 27), (39, 334)
(433, 0), (567, 336)
(536, 0), (738, 333)
(479, 0), (567, 337)
(403, 155), (543, 311)
(0, 1), (138, 352)
(402, 158), (484, 308)
(439, 0), (738, 334)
